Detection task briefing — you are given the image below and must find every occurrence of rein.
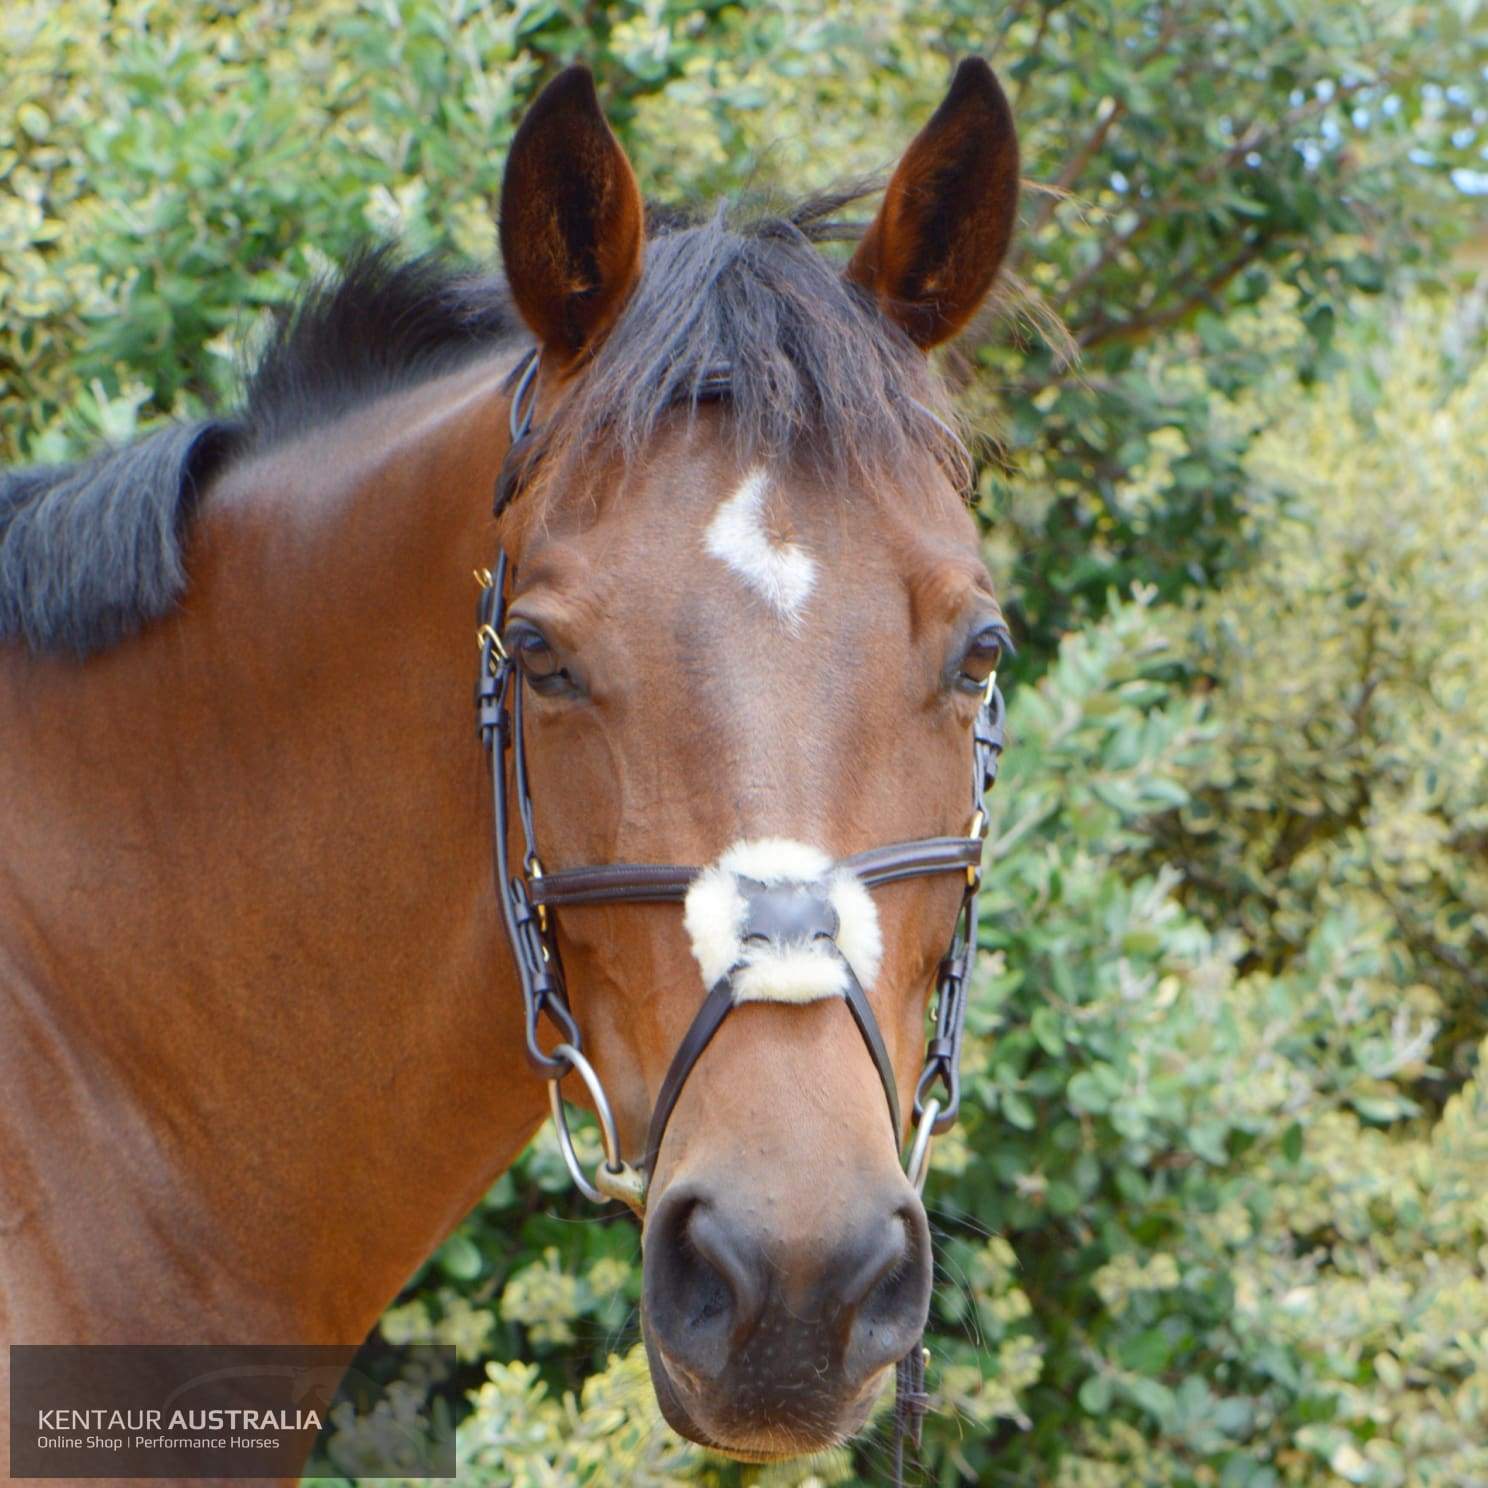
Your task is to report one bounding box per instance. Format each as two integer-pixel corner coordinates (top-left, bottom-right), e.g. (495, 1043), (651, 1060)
(476, 347), (1006, 1478)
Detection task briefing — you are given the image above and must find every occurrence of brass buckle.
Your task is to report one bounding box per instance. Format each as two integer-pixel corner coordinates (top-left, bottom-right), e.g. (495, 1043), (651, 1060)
(967, 808), (986, 885)
(528, 856), (548, 932)
(477, 623), (508, 663)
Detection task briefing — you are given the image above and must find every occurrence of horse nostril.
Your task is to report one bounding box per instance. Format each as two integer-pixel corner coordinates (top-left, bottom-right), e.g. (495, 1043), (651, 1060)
(644, 1186), (765, 1387)
(686, 1205), (767, 1344)
(645, 1183), (931, 1408)
(840, 1201), (933, 1387)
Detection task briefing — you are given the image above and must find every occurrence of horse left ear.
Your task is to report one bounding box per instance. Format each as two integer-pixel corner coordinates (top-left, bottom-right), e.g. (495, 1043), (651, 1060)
(846, 58), (1019, 350)
(499, 65), (645, 366)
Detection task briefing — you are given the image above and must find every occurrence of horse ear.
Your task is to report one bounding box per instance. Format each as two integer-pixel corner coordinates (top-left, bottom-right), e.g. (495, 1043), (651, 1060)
(846, 58), (1019, 350)
(499, 65), (645, 365)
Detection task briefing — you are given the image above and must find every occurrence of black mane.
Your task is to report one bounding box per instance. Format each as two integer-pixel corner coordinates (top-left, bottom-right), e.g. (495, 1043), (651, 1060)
(239, 247), (519, 452)
(0, 250), (519, 657)
(1, 187), (962, 658)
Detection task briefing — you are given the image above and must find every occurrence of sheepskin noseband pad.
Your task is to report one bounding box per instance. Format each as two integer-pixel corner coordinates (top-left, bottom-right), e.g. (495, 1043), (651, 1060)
(682, 838), (884, 1004)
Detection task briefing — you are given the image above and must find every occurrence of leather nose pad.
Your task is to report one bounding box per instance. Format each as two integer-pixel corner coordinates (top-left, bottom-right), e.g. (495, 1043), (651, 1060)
(736, 878), (840, 948)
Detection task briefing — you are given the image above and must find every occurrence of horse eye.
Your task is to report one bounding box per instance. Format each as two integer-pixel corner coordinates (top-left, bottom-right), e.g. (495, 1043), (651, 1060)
(506, 623), (564, 686)
(957, 623), (1005, 693)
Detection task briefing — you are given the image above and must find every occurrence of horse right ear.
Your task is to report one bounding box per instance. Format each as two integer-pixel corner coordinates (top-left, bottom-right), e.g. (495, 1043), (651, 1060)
(499, 66), (645, 367)
(846, 58), (1019, 350)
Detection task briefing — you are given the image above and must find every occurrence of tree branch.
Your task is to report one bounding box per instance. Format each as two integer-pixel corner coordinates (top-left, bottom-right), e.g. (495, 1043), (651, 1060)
(1077, 236), (1272, 351)
(1019, 7), (1181, 248)
(1023, 96), (1127, 241)
(1013, 3), (1053, 112)
(1053, 72), (1383, 315)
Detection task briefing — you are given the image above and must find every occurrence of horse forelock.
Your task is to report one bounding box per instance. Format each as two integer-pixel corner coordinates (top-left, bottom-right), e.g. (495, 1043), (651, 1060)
(523, 190), (971, 523)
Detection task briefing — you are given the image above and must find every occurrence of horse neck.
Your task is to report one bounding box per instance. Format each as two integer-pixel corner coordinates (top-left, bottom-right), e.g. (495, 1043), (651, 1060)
(0, 351), (547, 1344)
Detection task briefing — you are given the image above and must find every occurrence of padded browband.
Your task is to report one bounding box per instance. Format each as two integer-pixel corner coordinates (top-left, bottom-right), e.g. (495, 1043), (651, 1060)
(529, 836), (983, 908)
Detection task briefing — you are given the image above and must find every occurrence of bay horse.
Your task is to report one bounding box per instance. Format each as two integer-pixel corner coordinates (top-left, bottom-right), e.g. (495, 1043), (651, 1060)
(0, 58), (1018, 1478)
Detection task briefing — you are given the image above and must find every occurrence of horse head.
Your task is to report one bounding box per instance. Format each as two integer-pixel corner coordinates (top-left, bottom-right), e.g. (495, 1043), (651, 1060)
(486, 60), (1018, 1458)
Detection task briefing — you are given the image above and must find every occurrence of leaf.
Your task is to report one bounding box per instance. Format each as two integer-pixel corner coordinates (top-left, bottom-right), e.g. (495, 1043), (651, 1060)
(1031, 1005), (1065, 1056)
(1078, 1374), (1113, 1413)
(1067, 1071), (1111, 1114)
(1189, 1121), (1231, 1165)
(1123, 1376), (1177, 1428)
(437, 1233), (483, 1282)
(1119, 1326), (1173, 1373)
(1091, 778), (1146, 815)
(1282, 1121), (1304, 1163)
(1001, 1090), (1038, 1131)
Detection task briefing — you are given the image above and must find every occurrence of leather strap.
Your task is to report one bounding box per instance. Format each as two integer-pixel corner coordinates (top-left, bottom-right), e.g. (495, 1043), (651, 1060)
(643, 976), (735, 1172)
(840, 961), (902, 1144)
(531, 863), (694, 906)
(842, 837), (982, 889)
(641, 953), (901, 1176)
(529, 836), (983, 909)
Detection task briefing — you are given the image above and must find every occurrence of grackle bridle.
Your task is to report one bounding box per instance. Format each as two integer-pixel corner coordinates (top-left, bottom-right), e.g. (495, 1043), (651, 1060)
(475, 347), (1006, 1476)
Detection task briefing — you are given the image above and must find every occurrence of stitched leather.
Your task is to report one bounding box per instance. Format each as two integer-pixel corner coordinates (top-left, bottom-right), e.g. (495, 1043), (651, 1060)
(528, 837), (983, 907)
(840, 837), (983, 887)
(643, 977), (735, 1172)
(530, 863), (695, 905)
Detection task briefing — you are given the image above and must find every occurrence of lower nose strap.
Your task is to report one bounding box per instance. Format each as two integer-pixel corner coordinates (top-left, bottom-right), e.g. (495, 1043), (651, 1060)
(641, 950), (901, 1178)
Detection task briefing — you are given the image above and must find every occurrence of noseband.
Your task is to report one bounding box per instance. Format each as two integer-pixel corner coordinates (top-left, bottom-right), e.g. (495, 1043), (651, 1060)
(475, 348), (1006, 1471)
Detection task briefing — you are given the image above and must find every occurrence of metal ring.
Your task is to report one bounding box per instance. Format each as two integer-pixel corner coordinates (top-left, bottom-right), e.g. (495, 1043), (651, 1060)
(905, 1097), (942, 1193)
(547, 1042), (630, 1206)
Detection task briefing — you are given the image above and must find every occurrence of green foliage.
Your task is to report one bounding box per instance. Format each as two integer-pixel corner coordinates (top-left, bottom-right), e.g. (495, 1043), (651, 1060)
(1, 0), (736, 461)
(7, 3), (1486, 1484)
(1149, 297), (1488, 1094)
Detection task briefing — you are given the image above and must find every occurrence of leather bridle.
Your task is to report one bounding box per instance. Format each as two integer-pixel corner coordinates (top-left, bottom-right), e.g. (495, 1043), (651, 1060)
(475, 346), (1006, 1471)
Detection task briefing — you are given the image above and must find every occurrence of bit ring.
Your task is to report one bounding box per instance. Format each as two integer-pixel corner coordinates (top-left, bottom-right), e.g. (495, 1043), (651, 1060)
(905, 1096), (942, 1193)
(547, 1042), (644, 1210)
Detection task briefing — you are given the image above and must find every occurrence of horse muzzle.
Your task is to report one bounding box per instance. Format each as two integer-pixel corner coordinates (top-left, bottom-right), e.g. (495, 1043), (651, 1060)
(641, 1173), (933, 1456)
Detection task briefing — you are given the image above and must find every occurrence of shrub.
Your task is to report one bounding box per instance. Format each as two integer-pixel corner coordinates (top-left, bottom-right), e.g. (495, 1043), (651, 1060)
(1150, 297), (1488, 1096)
